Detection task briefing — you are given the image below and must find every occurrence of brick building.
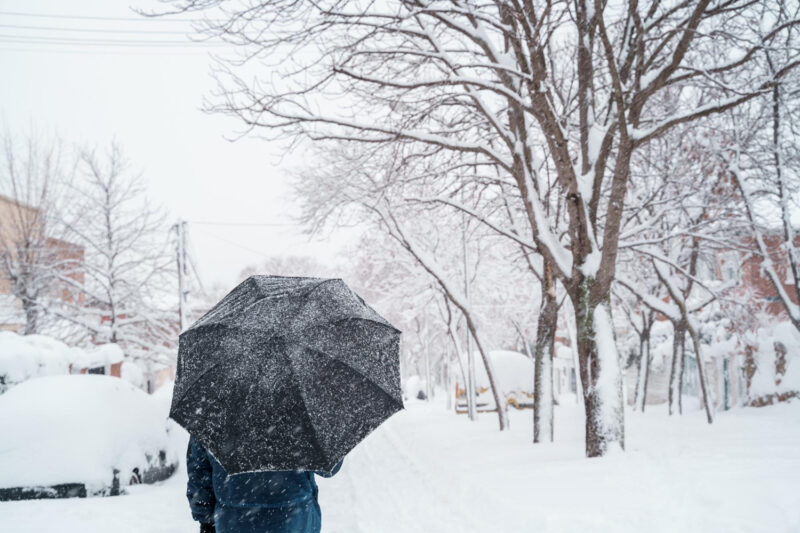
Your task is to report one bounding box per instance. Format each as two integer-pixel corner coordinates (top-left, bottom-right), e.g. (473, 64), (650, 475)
(734, 233), (799, 317)
(625, 232), (799, 408)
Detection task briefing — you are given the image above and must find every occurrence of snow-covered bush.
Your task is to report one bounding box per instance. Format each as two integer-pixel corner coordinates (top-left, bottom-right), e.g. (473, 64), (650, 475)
(0, 331), (145, 394)
(749, 322), (800, 406)
(120, 359), (146, 389)
(403, 375), (427, 401)
(0, 332), (81, 393)
(649, 320), (673, 372)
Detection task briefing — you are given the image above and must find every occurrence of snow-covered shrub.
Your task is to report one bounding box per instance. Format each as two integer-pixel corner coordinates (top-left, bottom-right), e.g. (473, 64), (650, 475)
(649, 320), (673, 372)
(0, 332), (81, 393)
(749, 322), (800, 406)
(404, 375), (427, 400)
(0, 331), (149, 394)
(120, 359), (146, 389)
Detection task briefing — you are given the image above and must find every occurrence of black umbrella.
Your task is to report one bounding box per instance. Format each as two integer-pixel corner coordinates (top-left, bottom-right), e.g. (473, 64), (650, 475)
(169, 275), (403, 475)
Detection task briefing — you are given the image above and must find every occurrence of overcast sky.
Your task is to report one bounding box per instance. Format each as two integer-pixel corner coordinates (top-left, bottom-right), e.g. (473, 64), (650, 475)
(0, 0), (356, 291)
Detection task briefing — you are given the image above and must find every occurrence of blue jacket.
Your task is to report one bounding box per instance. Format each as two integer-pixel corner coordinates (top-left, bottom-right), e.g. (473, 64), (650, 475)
(186, 436), (342, 533)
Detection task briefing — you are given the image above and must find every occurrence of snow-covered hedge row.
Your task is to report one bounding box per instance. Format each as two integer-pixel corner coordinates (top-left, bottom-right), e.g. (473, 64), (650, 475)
(749, 322), (800, 406)
(0, 331), (129, 394)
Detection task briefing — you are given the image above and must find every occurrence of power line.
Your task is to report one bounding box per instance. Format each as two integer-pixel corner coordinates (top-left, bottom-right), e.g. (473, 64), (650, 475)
(0, 35), (224, 47)
(0, 10), (203, 23)
(0, 23), (199, 35)
(0, 46), (213, 56)
(192, 226), (274, 258)
(187, 221), (297, 227)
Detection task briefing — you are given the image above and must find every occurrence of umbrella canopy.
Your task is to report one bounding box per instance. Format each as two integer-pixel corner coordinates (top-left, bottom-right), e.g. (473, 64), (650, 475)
(169, 275), (403, 475)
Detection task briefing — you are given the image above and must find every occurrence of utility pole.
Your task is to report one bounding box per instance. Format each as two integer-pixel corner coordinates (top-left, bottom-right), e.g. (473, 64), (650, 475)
(173, 219), (188, 332)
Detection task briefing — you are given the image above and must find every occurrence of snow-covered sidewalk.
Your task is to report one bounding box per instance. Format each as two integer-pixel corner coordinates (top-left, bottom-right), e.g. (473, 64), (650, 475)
(2, 400), (799, 533)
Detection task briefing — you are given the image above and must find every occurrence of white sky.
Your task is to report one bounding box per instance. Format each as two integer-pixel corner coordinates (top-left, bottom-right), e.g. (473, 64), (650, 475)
(0, 0), (357, 290)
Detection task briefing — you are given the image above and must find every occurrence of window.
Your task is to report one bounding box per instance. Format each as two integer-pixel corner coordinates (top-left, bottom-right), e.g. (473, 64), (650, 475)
(719, 251), (741, 283)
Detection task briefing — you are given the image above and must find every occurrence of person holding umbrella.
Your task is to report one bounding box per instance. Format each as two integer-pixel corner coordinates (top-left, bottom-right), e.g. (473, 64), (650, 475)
(171, 276), (403, 533)
(186, 435), (342, 533)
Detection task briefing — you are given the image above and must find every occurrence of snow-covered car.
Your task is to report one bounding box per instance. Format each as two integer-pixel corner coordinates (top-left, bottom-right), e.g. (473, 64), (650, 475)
(455, 350), (534, 412)
(0, 374), (179, 500)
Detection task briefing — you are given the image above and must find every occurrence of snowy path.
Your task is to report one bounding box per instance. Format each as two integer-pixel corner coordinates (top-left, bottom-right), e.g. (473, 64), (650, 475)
(2, 400), (800, 533)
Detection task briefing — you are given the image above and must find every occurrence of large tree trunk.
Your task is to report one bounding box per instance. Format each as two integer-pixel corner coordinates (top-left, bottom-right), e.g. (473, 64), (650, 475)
(668, 321), (686, 415)
(633, 339), (648, 411)
(533, 265), (557, 443)
(22, 298), (39, 335)
(641, 334), (652, 413)
(573, 289), (625, 457)
(633, 315), (653, 412)
(685, 320), (715, 423)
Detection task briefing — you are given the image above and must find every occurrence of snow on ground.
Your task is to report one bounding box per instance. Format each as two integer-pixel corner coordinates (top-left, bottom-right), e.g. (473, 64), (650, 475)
(2, 399), (799, 533)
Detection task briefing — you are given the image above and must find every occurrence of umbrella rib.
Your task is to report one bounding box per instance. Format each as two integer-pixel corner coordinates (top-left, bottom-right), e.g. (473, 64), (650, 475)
(186, 279), (319, 334)
(187, 277), (261, 330)
(278, 279), (341, 334)
(225, 373), (268, 470)
(284, 353), (330, 468)
(286, 317), (400, 341)
(292, 342), (403, 410)
(171, 360), (226, 409)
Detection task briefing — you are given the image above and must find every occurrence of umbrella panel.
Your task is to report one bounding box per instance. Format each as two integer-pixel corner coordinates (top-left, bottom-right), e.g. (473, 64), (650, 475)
(287, 319), (402, 402)
(172, 336), (325, 473)
(287, 342), (404, 472)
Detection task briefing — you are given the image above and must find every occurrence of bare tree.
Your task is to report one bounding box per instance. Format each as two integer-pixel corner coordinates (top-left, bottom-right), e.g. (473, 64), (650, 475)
(292, 143), (531, 429)
(614, 283), (656, 412)
(169, 0), (800, 456)
(0, 131), (76, 334)
(720, 73), (800, 331)
(56, 142), (177, 367)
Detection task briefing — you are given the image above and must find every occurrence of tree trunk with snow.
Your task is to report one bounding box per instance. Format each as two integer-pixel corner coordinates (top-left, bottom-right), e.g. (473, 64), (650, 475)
(466, 316), (509, 430)
(686, 320), (715, 423)
(533, 265), (557, 443)
(21, 297), (39, 335)
(574, 291), (625, 457)
(669, 321), (686, 416)
(633, 314), (653, 412)
(641, 334), (653, 412)
(633, 335), (649, 412)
